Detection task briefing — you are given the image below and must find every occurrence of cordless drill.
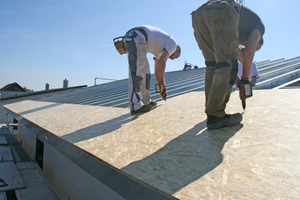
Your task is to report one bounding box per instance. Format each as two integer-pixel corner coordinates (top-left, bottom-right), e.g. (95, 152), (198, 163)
(238, 77), (253, 110)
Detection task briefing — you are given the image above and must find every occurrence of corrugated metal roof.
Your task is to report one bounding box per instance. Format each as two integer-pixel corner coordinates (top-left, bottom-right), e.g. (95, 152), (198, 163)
(33, 56), (300, 108)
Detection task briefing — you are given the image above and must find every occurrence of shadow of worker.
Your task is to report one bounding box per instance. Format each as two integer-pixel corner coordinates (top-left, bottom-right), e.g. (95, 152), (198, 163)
(121, 121), (243, 195)
(61, 113), (140, 143)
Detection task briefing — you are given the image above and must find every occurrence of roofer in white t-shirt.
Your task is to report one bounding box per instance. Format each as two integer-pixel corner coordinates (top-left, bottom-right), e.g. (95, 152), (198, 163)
(123, 25), (181, 114)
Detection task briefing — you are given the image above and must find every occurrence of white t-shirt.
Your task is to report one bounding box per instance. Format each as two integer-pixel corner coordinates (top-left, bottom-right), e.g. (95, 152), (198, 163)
(238, 61), (259, 82)
(136, 25), (177, 59)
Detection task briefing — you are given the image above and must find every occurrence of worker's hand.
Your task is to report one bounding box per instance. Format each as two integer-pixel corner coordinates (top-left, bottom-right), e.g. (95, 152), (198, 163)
(238, 77), (252, 100)
(160, 83), (167, 101)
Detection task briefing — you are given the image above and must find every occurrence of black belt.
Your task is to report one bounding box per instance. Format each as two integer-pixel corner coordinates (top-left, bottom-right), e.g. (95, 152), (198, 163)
(126, 27), (148, 41)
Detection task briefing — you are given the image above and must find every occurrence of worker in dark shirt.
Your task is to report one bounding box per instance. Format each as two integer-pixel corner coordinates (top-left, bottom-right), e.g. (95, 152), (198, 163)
(191, 0), (265, 130)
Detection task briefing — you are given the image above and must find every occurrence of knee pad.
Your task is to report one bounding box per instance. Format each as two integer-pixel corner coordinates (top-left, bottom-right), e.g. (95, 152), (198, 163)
(216, 62), (230, 69)
(205, 61), (216, 67)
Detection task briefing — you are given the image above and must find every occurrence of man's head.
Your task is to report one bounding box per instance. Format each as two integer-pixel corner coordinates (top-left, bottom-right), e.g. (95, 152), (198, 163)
(169, 45), (181, 60)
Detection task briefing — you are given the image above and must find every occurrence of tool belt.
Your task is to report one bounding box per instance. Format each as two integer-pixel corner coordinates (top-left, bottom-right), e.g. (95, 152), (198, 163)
(113, 36), (126, 55)
(113, 27), (148, 55)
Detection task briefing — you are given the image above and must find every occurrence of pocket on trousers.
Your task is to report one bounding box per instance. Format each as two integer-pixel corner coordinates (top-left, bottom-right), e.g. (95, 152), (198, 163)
(133, 75), (143, 92)
(146, 74), (151, 91)
(204, 1), (233, 23)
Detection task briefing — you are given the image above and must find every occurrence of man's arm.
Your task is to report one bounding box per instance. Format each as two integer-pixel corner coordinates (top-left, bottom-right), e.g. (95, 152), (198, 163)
(154, 49), (169, 98)
(242, 28), (262, 79)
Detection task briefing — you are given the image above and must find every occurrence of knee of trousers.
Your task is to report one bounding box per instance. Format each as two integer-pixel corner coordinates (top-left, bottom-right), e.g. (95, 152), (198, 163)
(229, 60), (238, 85)
(215, 61), (238, 85)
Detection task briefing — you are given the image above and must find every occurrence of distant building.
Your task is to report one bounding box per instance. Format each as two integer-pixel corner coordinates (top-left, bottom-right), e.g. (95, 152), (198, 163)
(0, 82), (28, 98)
(63, 79), (68, 88)
(0, 82), (87, 130)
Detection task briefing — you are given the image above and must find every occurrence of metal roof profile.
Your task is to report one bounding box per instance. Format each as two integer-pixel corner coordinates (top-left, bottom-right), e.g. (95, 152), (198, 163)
(255, 56), (300, 89)
(33, 56), (300, 108)
(35, 67), (206, 108)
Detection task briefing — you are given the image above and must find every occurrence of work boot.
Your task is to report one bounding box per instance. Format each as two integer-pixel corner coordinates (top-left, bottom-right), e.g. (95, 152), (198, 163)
(131, 104), (152, 114)
(149, 100), (157, 107)
(206, 113), (242, 130)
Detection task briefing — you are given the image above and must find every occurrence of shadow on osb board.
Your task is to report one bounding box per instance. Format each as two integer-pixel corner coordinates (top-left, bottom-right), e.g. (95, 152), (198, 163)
(121, 121), (243, 194)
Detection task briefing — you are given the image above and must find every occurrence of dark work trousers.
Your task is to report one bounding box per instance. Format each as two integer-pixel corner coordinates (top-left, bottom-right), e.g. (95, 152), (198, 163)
(192, 0), (239, 117)
(124, 30), (151, 111)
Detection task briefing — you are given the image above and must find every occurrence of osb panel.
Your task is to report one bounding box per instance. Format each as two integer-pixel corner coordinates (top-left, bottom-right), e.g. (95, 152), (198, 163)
(4, 89), (300, 199)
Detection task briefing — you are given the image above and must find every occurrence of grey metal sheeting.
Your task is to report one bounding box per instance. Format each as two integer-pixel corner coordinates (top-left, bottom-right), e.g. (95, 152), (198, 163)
(34, 56), (300, 108)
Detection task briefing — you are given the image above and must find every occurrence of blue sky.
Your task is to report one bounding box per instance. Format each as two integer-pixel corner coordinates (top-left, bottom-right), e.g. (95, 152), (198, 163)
(1, 0), (299, 91)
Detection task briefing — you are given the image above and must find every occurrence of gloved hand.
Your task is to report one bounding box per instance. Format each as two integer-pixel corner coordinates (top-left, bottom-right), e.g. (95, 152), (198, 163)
(238, 77), (252, 100)
(160, 83), (167, 101)
(155, 83), (168, 101)
(160, 91), (167, 101)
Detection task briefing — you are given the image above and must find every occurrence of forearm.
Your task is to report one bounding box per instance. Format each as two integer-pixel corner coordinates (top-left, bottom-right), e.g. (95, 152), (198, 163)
(242, 28), (262, 79)
(154, 49), (169, 85)
(242, 47), (255, 78)
(155, 59), (166, 84)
